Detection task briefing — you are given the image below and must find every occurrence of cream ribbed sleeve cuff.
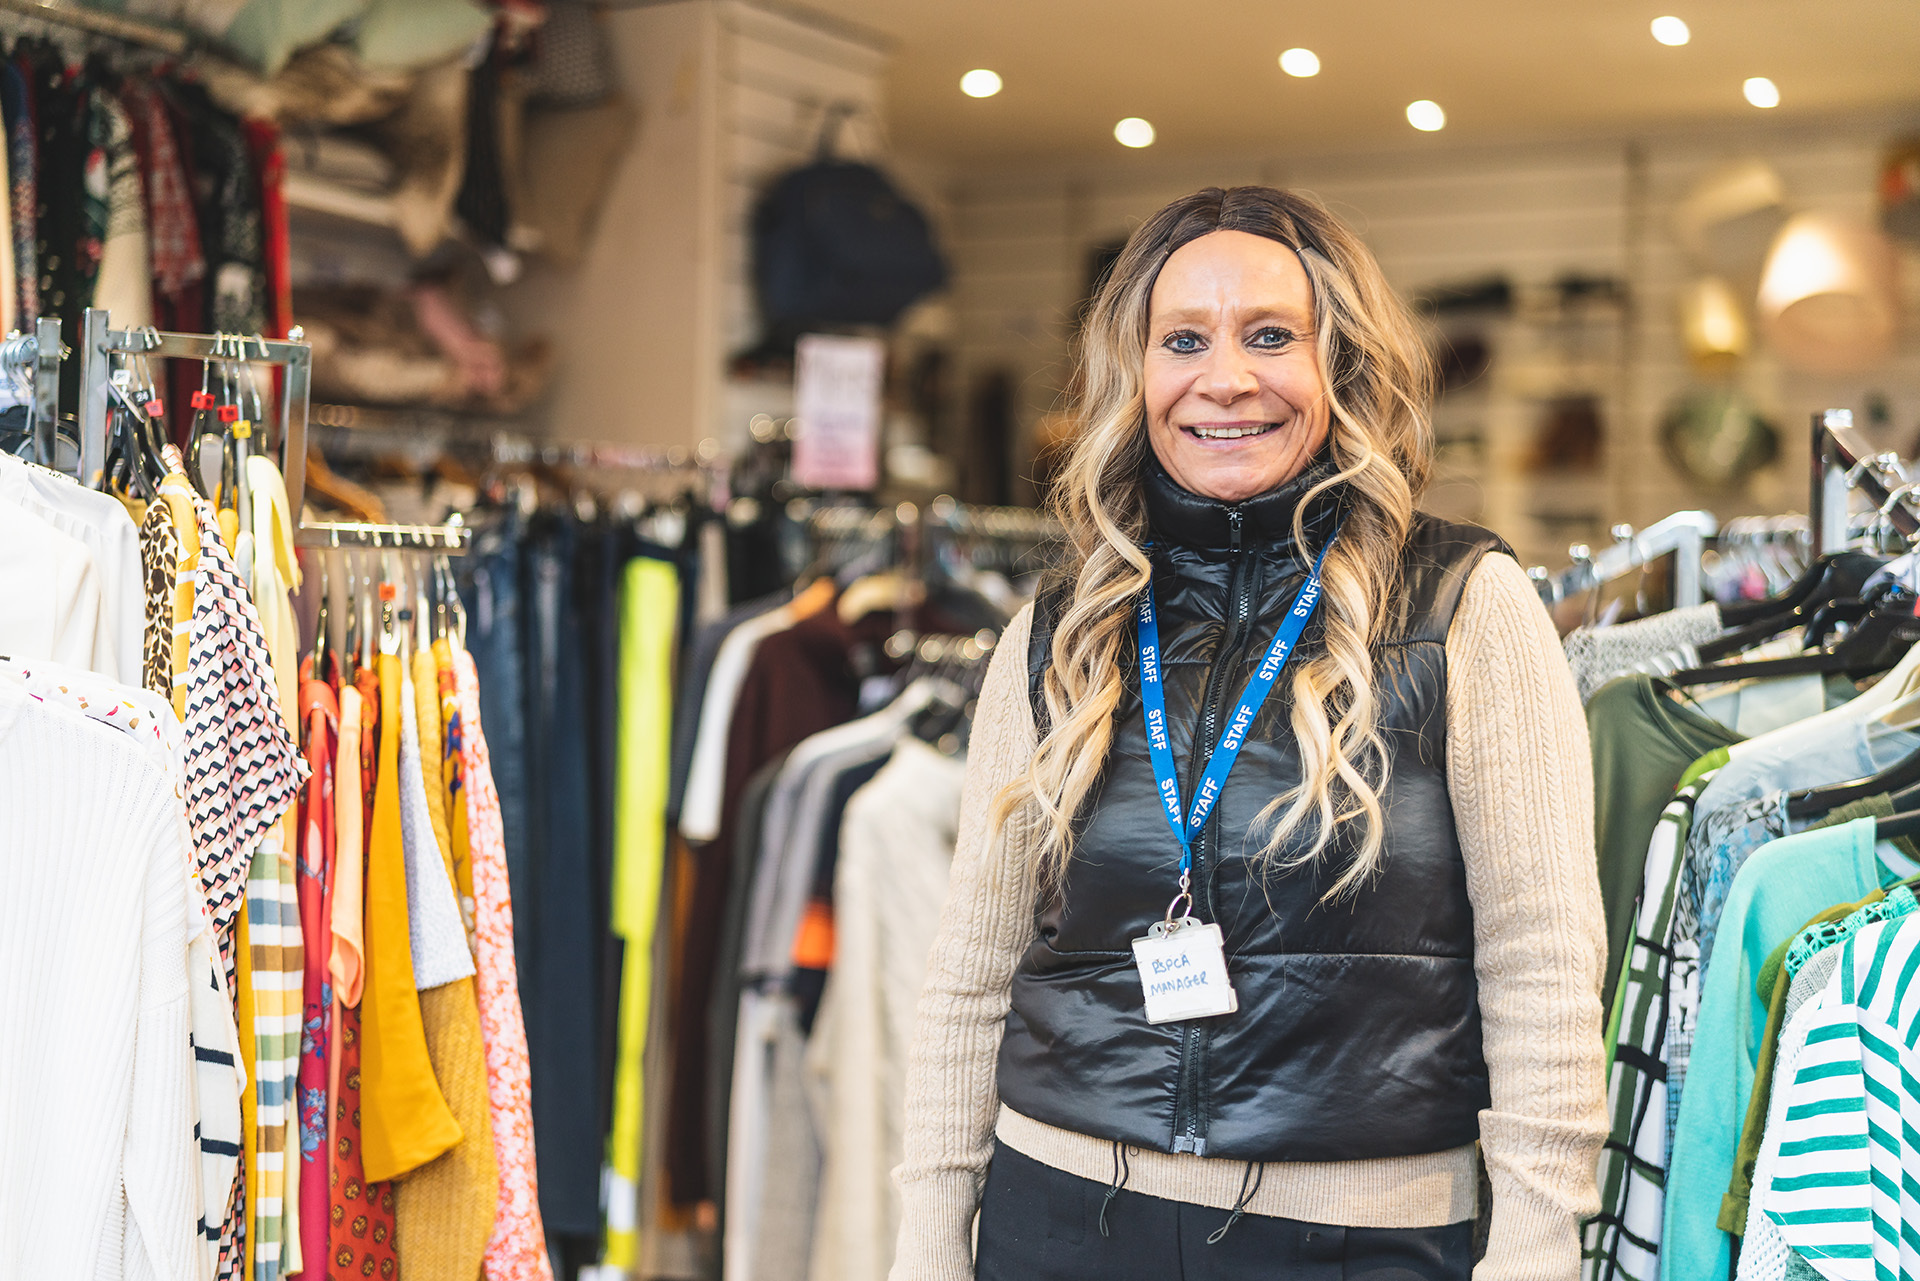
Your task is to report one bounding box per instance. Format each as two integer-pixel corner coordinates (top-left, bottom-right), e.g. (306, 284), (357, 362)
(1445, 552), (1610, 1281)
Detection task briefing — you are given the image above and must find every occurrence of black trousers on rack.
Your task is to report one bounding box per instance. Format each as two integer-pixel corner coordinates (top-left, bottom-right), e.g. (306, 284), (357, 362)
(973, 1143), (1473, 1281)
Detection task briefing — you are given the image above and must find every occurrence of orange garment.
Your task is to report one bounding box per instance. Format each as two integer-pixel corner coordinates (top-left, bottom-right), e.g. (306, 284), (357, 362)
(359, 651), (461, 1183)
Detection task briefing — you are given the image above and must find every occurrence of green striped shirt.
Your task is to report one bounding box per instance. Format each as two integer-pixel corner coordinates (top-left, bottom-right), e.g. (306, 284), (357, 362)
(1763, 911), (1920, 1280)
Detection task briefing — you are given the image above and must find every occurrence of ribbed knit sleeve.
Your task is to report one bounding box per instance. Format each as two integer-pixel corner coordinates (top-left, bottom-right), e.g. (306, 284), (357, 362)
(890, 604), (1038, 1281)
(1445, 553), (1609, 1281)
(0, 684), (199, 1281)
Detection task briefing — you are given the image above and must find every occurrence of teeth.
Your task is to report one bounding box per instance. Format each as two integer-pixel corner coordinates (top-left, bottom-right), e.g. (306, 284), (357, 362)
(1189, 424), (1276, 440)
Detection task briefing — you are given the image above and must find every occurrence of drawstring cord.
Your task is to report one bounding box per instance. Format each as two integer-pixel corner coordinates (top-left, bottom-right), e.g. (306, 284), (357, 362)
(1206, 1161), (1265, 1245)
(1097, 1140), (1132, 1238)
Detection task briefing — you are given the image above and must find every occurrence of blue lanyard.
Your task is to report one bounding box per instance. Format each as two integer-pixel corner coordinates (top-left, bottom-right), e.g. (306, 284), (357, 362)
(1137, 527), (1339, 904)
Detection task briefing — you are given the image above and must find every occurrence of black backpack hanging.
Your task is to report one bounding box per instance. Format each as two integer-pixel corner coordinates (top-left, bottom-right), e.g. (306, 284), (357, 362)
(751, 103), (948, 333)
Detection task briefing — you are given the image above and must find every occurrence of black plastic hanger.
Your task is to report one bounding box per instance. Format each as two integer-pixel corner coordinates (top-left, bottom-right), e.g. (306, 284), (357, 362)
(1666, 603), (1920, 690)
(1718, 552), (1883, 628)
(1698, 553), (1887, 662)
(1876, 808), (1920, 844)
(1790, 744), (1920, 821)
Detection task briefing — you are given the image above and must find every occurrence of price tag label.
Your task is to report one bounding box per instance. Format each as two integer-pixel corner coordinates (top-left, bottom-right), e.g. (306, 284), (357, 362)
(1132, 921), (1238, 1024)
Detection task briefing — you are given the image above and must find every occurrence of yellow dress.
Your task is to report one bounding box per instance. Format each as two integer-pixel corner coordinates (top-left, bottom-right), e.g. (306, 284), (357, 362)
(359, 651), (463, 1183)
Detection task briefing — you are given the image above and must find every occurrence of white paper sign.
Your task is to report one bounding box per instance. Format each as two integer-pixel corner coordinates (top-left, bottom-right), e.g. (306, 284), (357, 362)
(1132, 922), (1239, 1024)
(792, 333), (885, 491)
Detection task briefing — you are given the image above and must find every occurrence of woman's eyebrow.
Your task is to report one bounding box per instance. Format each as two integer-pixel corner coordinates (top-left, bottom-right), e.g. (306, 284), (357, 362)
(1150, 304), (1311, 327)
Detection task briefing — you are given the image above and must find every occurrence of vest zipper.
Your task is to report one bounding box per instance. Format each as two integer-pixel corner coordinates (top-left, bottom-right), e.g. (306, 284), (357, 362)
(1171, 506), (1251, 1155)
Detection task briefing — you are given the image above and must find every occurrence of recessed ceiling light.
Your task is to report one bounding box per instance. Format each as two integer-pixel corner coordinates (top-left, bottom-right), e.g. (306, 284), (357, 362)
(1114, 117), (1156, 148)
(1279, 48), (1320, 77)
(959, 69), (1002, 98)
(1743, 76), (1780, 108)
(1650, 15), (1690, 46)
(1406, 100), (1446, 132)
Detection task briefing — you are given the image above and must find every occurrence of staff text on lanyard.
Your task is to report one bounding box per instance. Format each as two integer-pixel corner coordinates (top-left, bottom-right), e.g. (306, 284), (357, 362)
(1131, 526), (1339, 1024)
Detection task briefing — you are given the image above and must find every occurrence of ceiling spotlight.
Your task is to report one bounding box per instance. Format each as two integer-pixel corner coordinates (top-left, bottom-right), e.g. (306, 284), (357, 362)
(1743, 76), (1780, 108)
(1279, 48), (1320, 77)
(1650, 15), (1690, 45)
(1114, 117), (1156, 148)
(1406, 99), (1446, 132)
(959, 69), (1002, 98)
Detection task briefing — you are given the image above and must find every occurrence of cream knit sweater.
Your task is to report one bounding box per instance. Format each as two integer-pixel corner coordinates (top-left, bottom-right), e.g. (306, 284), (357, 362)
(891, 551), (1608, 1281)
(0, 678), (200, 1281)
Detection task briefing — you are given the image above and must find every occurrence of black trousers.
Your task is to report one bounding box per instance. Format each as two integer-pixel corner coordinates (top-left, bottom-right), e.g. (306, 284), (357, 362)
(974, 1143), (1474, 1281)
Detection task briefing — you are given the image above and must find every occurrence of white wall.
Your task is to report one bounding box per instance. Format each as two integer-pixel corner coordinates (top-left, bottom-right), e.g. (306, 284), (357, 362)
(511, 0), (895, 455)
(929, 108), (1920, 564)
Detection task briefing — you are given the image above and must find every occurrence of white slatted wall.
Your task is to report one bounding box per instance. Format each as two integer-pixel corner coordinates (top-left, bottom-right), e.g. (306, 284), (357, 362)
(934, 112), (1920, 564)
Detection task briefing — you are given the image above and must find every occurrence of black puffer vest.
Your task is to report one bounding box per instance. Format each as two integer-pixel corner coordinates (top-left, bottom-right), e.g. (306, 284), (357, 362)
(997, 454), (1512, 1162)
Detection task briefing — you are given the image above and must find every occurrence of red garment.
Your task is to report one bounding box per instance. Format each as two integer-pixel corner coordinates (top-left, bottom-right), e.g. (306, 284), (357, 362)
(242, 118), (291, 340)
(330, 664), (396, 1278)
(297, 667), (339, 1281)
(330, 1012), (399, 1281)
(120, 80), (204, 302)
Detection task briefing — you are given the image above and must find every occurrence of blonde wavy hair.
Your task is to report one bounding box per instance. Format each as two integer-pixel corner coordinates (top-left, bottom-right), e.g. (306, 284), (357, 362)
(999, 186), (1437, 902)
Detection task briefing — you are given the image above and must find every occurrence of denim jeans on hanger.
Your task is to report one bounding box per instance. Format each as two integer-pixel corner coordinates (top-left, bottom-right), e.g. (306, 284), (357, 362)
(521, 511), (605, 1243)
(457, 511), (533, 968)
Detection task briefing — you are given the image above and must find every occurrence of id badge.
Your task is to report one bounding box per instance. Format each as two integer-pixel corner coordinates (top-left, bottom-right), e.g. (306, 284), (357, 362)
(1131, 920), (1238, 1024)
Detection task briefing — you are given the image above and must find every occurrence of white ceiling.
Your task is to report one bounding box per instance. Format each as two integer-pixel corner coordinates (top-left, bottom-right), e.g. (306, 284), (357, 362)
(798, 0), (1920, 163)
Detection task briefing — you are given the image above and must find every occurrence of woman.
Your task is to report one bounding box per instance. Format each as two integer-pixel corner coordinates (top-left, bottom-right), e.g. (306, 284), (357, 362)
(892, 187), (1606, 1281)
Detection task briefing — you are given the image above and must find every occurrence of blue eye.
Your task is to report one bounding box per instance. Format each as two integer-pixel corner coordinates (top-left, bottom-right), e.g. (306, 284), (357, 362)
(1163, 331), (1203, 354)
(1250, 327), (1296, 348)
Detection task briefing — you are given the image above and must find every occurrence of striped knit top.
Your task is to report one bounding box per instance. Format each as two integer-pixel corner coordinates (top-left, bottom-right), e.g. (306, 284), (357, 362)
(1764, 907), (1920, 1279)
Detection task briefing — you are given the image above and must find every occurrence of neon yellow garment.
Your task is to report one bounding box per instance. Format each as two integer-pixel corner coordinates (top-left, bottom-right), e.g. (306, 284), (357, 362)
(603, 556), (680, 1267)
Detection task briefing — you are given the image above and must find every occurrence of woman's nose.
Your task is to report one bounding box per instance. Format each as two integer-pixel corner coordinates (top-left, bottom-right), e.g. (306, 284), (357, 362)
(1199, 344), (1259, 404)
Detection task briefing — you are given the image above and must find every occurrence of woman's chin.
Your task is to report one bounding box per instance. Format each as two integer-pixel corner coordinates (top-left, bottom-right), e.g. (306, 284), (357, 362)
(1169, 437), (1308, 502)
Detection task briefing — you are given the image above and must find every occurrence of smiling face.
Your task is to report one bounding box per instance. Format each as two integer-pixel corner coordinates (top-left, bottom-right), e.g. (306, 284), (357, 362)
(1143, 229), (1331, 503)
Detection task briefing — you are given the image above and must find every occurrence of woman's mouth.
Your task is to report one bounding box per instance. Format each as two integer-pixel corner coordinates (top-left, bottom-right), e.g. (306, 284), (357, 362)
(1182, 422), (1279, 441)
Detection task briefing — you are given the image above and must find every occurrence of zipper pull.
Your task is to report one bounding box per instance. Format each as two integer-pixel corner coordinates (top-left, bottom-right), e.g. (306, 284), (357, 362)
(1227, 508), (1244, 553)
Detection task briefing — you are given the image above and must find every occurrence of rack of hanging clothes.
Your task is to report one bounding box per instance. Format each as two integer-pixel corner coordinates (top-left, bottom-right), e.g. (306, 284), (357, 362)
(77, 308), (313, 515)
(0, 310), (315, 1281)
(643, 496), (1056, 1281)
(1531, 508), (1720, 613)
(0, 7), (294, 405)
(1576, 409), (1920, 1281)
(0, 295), (560, 1281)
(284, 502), (568, 1281)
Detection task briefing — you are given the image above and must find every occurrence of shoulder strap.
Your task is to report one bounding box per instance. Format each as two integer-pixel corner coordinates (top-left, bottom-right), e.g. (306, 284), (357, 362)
(1389, 514), (1514, 644)
(1026, 575), (1073, 738)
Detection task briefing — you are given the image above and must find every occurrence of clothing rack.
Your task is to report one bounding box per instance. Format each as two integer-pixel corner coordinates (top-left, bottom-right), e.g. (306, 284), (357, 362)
(1530, 509), (1719, 608)
(1810, 409), (1920, 556)
(2, 316), (61, 466)
(923, 495), (1062, 542)
(0, 0), (188, 54)
(75, 308), (315, 515)
(295, 517), (470, 555)
(884, 628), (998, 664)
(802, 498), (1062, 543)
(490, 433), (721, 475)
